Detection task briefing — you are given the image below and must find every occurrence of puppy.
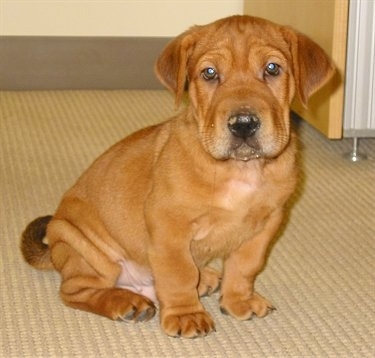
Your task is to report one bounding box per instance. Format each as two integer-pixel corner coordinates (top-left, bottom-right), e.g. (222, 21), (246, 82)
(21, 15), (334, 338)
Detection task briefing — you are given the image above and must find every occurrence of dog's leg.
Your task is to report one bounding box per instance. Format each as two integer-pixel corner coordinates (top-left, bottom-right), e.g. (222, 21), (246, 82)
(49, 220), (156, 322)
(219, 210), (283, 320)
(57, 243), (156, 322)
(147, 222), (215, 338)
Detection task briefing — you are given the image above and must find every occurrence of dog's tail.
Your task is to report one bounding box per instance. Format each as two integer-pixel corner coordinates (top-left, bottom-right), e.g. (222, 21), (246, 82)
(21, 215), (54, 270)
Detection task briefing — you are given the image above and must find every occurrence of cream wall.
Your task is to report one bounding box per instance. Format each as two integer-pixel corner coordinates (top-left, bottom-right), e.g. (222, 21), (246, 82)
(0, 0), (243, 37)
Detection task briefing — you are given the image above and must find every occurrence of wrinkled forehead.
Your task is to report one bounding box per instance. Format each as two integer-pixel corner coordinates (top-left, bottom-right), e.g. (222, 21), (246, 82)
(191, 17), (290, 62)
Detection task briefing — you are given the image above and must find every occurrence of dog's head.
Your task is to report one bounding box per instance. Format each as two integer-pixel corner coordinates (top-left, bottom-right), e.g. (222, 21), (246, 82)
(155, 15), (334, 161)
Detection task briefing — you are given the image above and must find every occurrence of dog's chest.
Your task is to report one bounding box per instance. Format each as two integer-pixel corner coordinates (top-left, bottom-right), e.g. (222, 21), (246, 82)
(215, 178), (258, 211)
(192, 174), (268, 249)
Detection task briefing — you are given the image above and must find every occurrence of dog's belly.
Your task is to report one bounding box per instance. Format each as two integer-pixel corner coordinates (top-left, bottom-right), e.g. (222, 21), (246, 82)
(116, 259), (156, 302)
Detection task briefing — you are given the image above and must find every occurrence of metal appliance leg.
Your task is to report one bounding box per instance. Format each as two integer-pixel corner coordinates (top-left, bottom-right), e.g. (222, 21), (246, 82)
(345, 137), (367, 162)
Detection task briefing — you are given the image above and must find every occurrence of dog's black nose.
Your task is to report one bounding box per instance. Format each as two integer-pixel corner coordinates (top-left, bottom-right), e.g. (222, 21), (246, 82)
(227, 113), (260, 138)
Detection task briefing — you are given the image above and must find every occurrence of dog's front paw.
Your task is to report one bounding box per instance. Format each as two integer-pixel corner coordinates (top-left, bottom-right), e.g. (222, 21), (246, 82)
(198, 266), (222, 297)
(220, 292), (275, 320)
(161, 310), (215, 338)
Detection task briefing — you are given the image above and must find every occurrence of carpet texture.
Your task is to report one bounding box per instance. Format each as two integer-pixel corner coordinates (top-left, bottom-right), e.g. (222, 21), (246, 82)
(1, 90), (374, 357)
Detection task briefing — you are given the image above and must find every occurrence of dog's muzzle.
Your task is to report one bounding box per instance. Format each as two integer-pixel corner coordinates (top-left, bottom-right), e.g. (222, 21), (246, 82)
(227, 113), (260, 138)
(225, 112), (262, 161)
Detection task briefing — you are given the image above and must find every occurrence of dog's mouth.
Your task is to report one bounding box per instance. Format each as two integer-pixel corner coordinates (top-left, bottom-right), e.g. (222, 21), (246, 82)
(200, 123), (266, 161)
(228, 139), (263, 161)
(200, 111), (287, 161)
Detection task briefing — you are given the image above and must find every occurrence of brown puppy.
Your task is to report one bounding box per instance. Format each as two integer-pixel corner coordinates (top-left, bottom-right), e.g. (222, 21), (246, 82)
(21, 15), (334, 338)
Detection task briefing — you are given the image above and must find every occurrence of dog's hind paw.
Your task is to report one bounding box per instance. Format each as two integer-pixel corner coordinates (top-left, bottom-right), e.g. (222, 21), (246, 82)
(89, 288), (156, 323)
(119, 304), (156, 323)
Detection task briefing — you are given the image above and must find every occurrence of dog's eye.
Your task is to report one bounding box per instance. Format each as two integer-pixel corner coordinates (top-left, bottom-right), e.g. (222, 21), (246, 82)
(265, 63), (280, 76)
(202, 67), (219, 81)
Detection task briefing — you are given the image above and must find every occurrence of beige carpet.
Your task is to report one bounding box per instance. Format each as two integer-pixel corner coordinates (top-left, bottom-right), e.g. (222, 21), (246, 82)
(1, 90), (374, 357)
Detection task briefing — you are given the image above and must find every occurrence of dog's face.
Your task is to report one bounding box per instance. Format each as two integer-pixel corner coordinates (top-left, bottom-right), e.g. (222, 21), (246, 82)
(156, 15), (334, 161)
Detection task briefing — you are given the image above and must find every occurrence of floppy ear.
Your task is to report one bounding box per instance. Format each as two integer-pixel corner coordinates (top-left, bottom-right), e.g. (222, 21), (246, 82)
(154, 29), (197, 107)
(284, 28), (335, 107)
